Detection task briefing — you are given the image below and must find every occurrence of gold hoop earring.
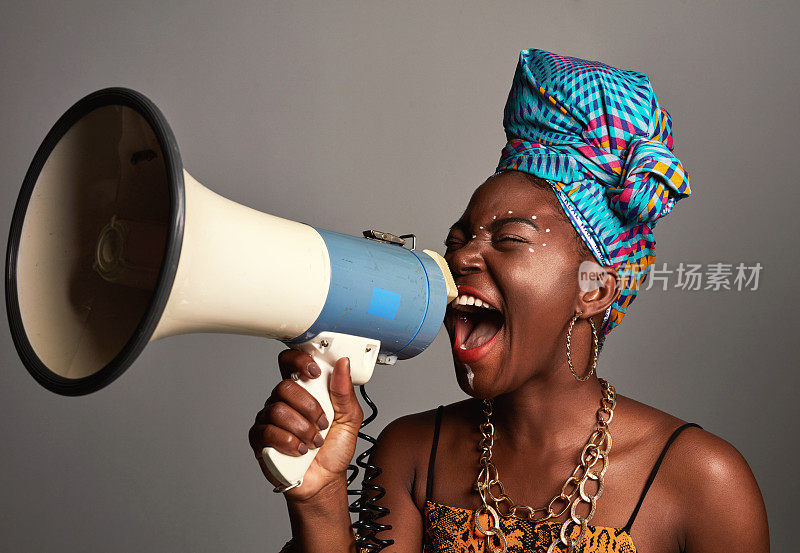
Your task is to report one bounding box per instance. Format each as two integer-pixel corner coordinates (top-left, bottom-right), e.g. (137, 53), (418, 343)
(566, 312), (599, 382)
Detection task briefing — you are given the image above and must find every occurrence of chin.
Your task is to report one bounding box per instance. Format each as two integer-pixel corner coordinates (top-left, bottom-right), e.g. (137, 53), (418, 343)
(453, 357), (503, 399)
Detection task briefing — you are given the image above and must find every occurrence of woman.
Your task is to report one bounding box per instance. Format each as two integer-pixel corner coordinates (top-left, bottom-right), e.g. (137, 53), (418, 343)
(248, 49), (769, 553)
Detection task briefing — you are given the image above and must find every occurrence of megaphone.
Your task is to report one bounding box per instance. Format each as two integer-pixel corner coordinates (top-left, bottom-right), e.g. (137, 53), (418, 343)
(5, 88), (457, 490)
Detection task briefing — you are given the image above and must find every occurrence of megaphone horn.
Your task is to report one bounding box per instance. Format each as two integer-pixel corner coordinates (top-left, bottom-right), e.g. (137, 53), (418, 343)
(5, 88), (457, 489)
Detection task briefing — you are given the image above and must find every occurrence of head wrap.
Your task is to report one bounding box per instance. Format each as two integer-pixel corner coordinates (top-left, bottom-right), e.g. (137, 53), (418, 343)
(496, 49), (691, 336)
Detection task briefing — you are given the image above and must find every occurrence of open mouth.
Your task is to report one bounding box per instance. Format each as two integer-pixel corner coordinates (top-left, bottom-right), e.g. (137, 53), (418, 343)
(450, 289), (504, 362)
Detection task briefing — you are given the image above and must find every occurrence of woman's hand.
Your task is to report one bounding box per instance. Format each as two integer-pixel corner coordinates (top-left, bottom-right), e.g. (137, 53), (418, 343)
(248, 350), (363, 502)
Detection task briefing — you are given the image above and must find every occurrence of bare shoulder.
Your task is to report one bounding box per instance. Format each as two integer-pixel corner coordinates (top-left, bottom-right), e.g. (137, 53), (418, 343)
(373, 405), (441, 463)
(374, 399), (475, 457)
(612, 393), (687, 443)
(371, 399), (476, 508)
(665, 423), (769, 551)
(615, 394), (769, 552)
(665, 424), (756, 485)
(615, 394), (760, 490)
(615, 394), (759, 486)
(369, 404), (444, 508)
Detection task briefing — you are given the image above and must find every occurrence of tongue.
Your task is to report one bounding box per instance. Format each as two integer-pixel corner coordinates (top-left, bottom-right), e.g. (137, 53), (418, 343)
(463, 315), (502, 349)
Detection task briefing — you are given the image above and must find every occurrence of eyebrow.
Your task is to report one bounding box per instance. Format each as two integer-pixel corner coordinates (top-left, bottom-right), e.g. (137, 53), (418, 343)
(449, 216), (539, 233)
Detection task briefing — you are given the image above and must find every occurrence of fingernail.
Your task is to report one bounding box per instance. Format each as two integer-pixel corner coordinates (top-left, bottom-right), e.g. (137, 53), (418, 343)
(313, 433), (325, 448)
(298, 443), (308, 454)
(308, 363), (321, 378)
(317, 413), (329, 430)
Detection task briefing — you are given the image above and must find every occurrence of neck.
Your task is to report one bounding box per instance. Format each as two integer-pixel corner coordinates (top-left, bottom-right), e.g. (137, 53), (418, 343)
(491, 370), (605, 453)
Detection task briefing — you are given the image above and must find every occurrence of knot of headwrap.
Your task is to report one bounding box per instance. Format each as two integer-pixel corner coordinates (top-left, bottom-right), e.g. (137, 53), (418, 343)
(496, 49), (691, 336)
(606, 136), (688, 225)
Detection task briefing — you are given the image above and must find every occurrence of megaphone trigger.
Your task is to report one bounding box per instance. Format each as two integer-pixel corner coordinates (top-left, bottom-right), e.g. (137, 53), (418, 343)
(261, 332), (380, 488)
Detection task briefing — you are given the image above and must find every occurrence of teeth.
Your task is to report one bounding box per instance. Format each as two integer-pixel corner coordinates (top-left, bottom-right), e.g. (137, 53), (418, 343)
(451, 294), (495, 309)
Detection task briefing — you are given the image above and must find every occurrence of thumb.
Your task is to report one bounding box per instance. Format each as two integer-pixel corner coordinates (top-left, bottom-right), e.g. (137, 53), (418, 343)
(328, 357), (363, 426)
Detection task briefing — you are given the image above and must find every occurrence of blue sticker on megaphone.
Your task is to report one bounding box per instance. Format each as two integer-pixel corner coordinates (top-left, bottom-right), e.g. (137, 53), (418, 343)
(367, 288), (401, 320)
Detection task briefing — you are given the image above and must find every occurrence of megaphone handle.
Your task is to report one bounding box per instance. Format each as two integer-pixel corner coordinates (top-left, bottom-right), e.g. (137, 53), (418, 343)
(261, 332), (380, 488)
(261, 356), (335, 489)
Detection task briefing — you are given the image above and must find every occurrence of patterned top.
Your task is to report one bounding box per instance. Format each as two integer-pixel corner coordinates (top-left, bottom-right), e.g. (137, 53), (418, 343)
(423, 500), (636, 552)
(421, 406), (701, 553)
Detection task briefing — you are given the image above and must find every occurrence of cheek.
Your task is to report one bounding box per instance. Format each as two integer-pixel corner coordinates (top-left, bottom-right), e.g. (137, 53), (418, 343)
(521, 236), (578, 282)
(502, 250), (577, 323)
(505, 244), (569, 286)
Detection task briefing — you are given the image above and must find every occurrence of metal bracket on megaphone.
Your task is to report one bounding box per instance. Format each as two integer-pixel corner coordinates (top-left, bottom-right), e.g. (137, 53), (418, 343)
(260, 331), (380, 489)
(362, 230), (415, 250)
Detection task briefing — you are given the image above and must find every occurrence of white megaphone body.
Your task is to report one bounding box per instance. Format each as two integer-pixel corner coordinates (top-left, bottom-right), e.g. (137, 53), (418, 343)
(5, 88), (457, 490)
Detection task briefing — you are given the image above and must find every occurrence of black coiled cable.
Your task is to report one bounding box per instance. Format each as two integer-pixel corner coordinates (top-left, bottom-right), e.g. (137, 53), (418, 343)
(347, 385), (394, 551)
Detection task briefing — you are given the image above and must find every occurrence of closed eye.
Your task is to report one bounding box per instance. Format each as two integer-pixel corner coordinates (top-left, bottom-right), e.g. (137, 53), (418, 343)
(495, 235), (527, 243)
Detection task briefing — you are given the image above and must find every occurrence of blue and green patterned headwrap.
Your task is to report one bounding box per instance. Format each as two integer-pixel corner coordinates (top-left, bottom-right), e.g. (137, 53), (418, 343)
(496, 49), (692, 336)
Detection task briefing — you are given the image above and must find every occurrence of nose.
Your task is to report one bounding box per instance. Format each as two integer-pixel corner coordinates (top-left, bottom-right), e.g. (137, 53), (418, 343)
(447, 239), (485, 276)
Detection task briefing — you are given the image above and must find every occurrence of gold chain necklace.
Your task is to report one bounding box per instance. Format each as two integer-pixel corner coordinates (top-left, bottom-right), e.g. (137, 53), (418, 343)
(473, 378), (616, 553)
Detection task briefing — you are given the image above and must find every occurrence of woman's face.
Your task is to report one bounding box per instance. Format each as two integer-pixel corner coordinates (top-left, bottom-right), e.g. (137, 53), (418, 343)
(443, 171), (590, 398)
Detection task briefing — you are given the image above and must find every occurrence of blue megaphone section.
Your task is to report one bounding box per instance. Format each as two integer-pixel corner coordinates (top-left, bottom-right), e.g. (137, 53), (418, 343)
(284, 228), (449, 359)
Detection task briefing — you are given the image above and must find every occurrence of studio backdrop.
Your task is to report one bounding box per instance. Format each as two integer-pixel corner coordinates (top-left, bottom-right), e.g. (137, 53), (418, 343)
(0, 1), (796, 552)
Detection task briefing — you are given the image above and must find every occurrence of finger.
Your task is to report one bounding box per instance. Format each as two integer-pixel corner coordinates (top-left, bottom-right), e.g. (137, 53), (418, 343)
(271, 379), (329, 431)
(253, 389), (280, 426)
(255, 378), (326, 426)
(254, 394), (289, 428)
(329, 357), (363, 425)
(277, 349), (321, 380)
(249, 423), (310, 457)
(264, 401), (324, 448)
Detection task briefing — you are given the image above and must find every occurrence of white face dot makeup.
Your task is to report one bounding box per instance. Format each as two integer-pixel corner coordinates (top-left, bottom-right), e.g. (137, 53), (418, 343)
(508, 210), (513, 214)
(542, 243), (547, 246)
(531, 215), (537, 219)
(546, 228), (550, 232)
(479, 226), (484, 230)
(529, 247), (535, 253)
(492, 215), (496, 220)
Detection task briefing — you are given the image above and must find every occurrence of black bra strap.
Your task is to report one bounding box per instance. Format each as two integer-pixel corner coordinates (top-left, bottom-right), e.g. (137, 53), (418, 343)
(425, 405), (445, 503)
(623, 422), (702, 532)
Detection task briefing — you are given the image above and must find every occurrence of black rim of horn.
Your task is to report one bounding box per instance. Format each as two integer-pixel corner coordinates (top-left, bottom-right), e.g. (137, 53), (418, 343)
(5, 87), (185, 396)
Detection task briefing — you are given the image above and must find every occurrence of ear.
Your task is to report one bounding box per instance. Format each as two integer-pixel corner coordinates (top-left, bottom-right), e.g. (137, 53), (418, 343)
(576, 264), (621, 318)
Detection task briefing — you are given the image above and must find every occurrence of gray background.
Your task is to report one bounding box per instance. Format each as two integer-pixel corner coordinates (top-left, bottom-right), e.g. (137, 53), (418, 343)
(1, 1), (796, 551)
